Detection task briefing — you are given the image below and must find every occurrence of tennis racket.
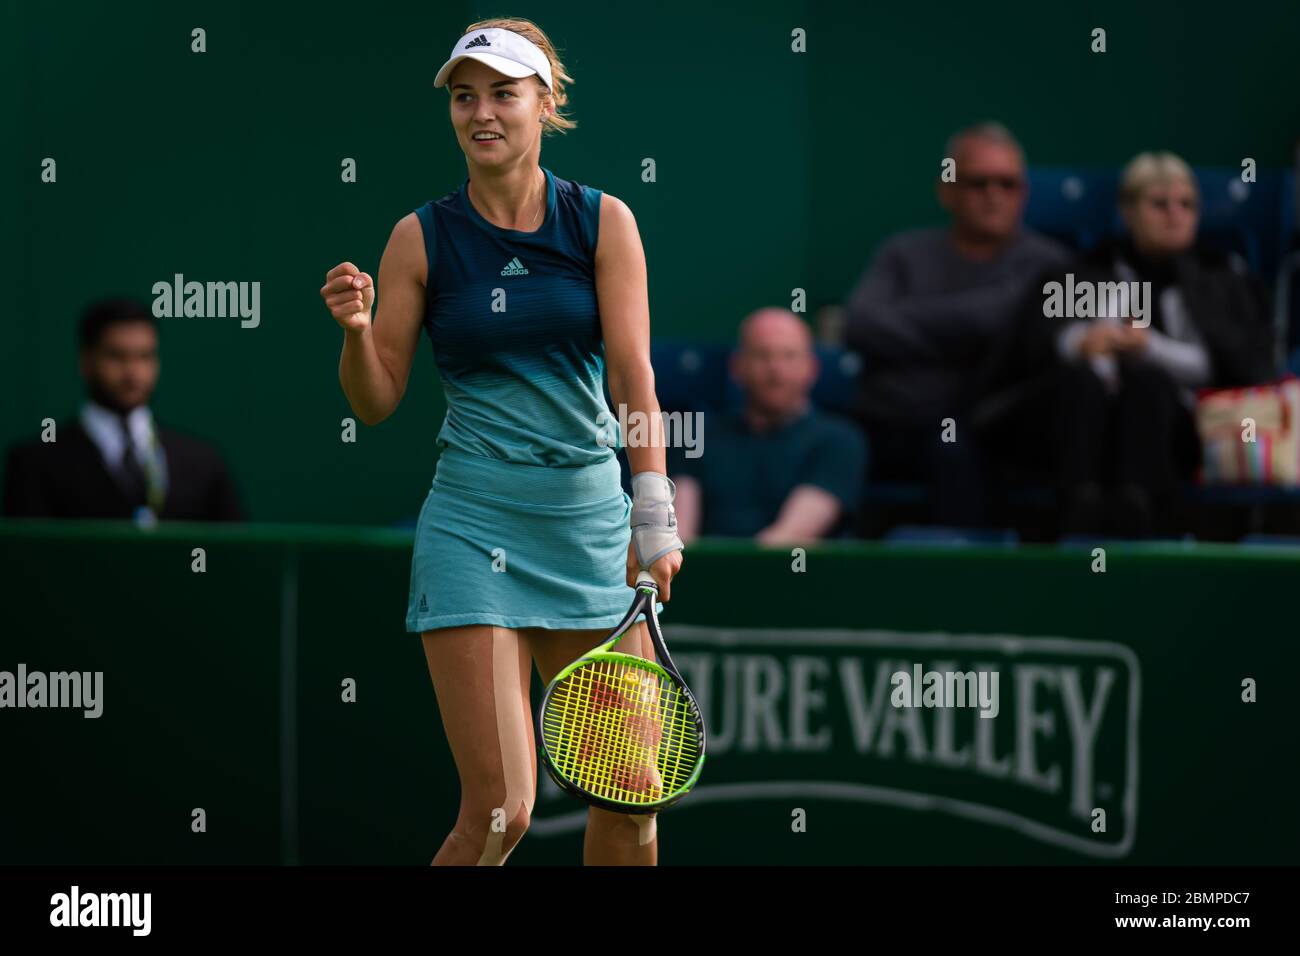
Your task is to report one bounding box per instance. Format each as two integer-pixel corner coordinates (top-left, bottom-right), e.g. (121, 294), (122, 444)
(536, 570), (706, 814)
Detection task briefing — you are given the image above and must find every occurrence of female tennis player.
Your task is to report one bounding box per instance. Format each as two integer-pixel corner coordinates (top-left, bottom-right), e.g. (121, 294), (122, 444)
(319, 18), (683, 866)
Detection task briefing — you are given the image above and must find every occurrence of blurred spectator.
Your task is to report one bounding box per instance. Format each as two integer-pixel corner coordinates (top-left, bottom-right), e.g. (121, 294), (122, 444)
(671, 308), (866, 545)
(3, 297), (244, 522)
(978, 152), (1275, 536)
(844, 122), (1069, 525)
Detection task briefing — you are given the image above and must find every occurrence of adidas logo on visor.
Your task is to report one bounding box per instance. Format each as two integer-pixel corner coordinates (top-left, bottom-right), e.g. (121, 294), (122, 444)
(464, 34), (491, 49)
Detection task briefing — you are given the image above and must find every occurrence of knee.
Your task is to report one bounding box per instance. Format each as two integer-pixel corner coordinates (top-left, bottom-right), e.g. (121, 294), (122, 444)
(588, 806), (656, 844)
(495, 801), (533, 846)
(456, 797), (532, 864)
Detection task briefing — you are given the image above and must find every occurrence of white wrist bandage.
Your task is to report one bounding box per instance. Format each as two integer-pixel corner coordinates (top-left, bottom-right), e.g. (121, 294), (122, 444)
(630, 472), (684, 570)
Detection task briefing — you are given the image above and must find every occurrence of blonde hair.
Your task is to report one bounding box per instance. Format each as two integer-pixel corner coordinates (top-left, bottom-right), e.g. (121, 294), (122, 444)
(1119, 151), (1198, 206)
(458, 17), (576, 136)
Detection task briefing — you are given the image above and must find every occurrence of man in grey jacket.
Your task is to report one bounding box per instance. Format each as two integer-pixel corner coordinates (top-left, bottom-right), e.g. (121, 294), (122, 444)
(844, 122), (1069, 525)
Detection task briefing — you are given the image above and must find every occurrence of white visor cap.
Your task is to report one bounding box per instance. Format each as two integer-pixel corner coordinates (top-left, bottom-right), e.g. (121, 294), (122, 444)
(434, 27), (553, 92)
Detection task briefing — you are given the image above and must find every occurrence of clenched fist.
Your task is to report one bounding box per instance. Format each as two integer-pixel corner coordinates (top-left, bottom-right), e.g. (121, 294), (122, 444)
(320, 262), (375, 332)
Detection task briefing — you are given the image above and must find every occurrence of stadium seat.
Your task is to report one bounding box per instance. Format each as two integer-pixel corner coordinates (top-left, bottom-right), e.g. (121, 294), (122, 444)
(883, 525), (1019, 547)
(1027, 165), (1292, 283)
(810, 346), (863, 417)
(1181, 167), (1289, 278)
(1239, 534), (1300, 548)
(649, 340), (864, 418)
(649, 341), (730, 414)
(1024, 167), (1118, 252)
(1184, 483), (1300, 506)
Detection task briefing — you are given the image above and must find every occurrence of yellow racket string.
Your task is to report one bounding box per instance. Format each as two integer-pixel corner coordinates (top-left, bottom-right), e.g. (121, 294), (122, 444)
(541, 658), (700, 805)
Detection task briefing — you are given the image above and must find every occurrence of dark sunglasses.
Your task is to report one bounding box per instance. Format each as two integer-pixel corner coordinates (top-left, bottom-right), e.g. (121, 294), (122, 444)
(959, 175), (1024, 192)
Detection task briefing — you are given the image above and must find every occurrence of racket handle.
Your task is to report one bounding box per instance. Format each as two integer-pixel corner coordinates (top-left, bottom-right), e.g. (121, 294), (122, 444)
(635, 569), (657, 588)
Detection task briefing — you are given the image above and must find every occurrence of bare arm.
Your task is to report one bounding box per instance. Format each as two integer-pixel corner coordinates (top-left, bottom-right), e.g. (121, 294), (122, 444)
(671, 474), (702, 543)
(595, 192), (682, 596)
(755, 485), (843, 546)
(322, 213), (427, 426)
(597, 194), (664, 476)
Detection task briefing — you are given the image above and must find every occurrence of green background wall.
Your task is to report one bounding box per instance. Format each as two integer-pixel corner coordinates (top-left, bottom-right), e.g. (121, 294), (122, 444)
(6, 1), (1299, 524)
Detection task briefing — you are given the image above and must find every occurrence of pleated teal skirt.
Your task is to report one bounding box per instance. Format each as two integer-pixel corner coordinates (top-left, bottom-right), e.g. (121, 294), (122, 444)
(405, 447), (643, 633)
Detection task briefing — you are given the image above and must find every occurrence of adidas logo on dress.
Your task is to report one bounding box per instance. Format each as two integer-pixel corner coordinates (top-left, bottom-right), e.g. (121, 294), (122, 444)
(500, 256), (529, 276)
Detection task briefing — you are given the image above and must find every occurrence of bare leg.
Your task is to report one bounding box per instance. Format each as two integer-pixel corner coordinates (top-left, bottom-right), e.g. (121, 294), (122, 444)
(525, 621), (659, 866)
(421, 625), (536, 865)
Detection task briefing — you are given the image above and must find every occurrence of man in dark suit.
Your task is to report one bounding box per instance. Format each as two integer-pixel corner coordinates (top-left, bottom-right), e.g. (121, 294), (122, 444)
(3, 297), (244, 522)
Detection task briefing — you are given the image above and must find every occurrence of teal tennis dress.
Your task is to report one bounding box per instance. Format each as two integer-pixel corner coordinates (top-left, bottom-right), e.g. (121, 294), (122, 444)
(405, 166), (641, 633)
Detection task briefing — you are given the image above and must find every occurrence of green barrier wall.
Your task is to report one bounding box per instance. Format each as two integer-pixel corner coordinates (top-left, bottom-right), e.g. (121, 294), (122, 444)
(2, 521), (1295, 865)
(6, 1), (1299, 524)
